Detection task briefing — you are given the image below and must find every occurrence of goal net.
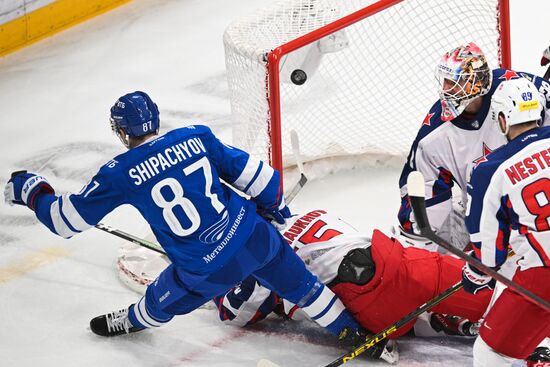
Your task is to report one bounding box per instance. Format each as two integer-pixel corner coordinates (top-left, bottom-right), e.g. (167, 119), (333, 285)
(224, 0), (510, 186)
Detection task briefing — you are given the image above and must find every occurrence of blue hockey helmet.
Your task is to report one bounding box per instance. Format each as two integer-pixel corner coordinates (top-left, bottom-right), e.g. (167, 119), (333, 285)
(110, 91), (160, 146)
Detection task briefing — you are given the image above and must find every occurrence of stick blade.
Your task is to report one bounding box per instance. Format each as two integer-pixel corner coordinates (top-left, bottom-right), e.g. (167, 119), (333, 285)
(290, 129), (304, 174)
(407, 171), (425, 198)
(285, 173), (307, 203)
(290, 129), (300, 153)
(406, 171), (432, 236)
(257, 359), (282, 367)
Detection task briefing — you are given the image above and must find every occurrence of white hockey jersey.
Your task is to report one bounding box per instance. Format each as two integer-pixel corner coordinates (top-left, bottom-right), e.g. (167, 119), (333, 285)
(467, 126), (550, 271)
(398, 69), (550, 237)
(281, 209), (369, 284)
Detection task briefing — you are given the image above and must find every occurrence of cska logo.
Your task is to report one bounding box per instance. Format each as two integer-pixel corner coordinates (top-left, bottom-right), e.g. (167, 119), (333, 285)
(499, 70), (520, 81)
(472, 143), (493, 168)
(422, 113), (434, 126)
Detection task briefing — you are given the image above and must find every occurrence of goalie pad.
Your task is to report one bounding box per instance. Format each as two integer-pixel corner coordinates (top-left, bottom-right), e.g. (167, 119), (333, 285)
(394, 190), (471, 253)
(117, 242), (170, 294)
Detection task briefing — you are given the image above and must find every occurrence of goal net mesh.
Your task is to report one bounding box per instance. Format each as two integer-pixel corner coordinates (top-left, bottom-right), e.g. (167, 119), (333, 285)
(224, 0), (507, 180)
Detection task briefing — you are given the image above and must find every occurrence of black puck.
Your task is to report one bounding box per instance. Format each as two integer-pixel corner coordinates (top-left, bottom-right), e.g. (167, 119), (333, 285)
(290, 69), (307, 85)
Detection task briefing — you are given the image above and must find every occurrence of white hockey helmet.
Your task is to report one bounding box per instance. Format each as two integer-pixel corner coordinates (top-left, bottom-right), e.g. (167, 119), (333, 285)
(436, 42), (492, 121)
(491, 77), (543, 136)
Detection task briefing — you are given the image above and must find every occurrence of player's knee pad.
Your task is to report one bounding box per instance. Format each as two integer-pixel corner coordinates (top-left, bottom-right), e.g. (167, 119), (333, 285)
(336, 247), (376, 286)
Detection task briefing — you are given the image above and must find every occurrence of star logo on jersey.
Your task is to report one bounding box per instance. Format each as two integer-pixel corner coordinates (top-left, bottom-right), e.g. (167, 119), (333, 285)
(422, 113), (434, 126)
(472, 143), (493, 168)
(499, 70), (520, 81)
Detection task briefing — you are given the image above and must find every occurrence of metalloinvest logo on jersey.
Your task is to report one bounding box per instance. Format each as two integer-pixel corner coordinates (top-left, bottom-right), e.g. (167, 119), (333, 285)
(202, 207), (246, 264)
(199, 210), (229, 244)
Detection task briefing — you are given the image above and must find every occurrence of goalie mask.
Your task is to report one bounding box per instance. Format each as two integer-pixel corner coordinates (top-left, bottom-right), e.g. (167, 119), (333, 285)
(491, 77), (543, 136)
(110, 91), (160, 148)
(436, 42), (492, 121)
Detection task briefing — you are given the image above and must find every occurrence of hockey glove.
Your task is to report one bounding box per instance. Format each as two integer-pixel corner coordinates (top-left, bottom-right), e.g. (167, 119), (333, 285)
(258, 199), (291, 226)
(461, 263), (496, 295)
(4, 170), (54, 210)
(526, 346), (550, 367)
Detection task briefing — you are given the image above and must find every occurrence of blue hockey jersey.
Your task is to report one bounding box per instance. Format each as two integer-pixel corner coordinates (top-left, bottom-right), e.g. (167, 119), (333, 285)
(33, 125), (283, 273)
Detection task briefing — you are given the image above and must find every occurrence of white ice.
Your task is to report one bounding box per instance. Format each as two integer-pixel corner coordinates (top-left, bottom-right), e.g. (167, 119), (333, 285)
(0, 1), (548, 366)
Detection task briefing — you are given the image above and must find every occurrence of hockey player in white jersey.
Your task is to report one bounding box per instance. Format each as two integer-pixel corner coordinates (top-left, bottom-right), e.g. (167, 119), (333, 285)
(118, 209), (495, 363)
(464, 78), (550, 366)
(397, 42), (550, 250)
(3, 91), (370, 348)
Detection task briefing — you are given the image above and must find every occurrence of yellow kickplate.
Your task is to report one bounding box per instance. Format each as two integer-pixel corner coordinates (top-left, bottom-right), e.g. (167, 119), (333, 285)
(0, 0), (131, 57)
(0, 247), (70, 283)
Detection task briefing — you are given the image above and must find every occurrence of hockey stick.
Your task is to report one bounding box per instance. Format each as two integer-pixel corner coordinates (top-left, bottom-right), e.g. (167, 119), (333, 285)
(96, 222), (220, 310)
(285, 129), (308, 203)
(95, 223), (166, 255)
(407, 171), (550, 313)
(323, 282), (463, 366)
(258, 281), (464, 367)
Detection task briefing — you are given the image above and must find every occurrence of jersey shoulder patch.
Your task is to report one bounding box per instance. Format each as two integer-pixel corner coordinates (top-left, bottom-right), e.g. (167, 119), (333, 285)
(492, 68), (542, 89)
(415, 101), (448, 143)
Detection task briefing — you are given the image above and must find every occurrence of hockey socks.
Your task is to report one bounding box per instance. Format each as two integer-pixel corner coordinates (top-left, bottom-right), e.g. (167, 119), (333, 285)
(298, 281), (361, 337)
(127, 296), (173, 329)
(90, 296), (174, 337)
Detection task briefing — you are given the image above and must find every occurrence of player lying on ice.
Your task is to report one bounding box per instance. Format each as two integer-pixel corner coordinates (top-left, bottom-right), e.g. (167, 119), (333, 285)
(214, 210), (492, 361)
(3, 91), (373, 353)
(118, 209), (494, 364)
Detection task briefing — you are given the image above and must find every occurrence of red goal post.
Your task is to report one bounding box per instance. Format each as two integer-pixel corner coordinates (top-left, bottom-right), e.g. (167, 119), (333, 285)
(224, 0), (511, 188)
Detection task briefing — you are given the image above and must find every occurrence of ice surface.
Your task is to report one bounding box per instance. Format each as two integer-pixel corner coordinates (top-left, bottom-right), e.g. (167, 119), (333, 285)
(0, 0), (547, 366)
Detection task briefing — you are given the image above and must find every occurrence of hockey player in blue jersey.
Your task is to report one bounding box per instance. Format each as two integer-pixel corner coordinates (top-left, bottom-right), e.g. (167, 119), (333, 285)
(3, 91), (368, 348)
(463, 78), (550, 367)
(397, 42), (550, 250)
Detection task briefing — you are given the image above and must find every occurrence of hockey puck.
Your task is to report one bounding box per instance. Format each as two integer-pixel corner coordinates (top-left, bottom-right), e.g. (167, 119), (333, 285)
(290, 69), (307, 85)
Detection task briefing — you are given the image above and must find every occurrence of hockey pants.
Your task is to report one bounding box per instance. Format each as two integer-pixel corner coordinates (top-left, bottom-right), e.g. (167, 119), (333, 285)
(128, 218), (359, 335)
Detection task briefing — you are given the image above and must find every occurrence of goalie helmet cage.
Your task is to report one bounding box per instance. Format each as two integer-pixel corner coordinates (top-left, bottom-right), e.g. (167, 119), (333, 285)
(224, 0), (511, 186)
